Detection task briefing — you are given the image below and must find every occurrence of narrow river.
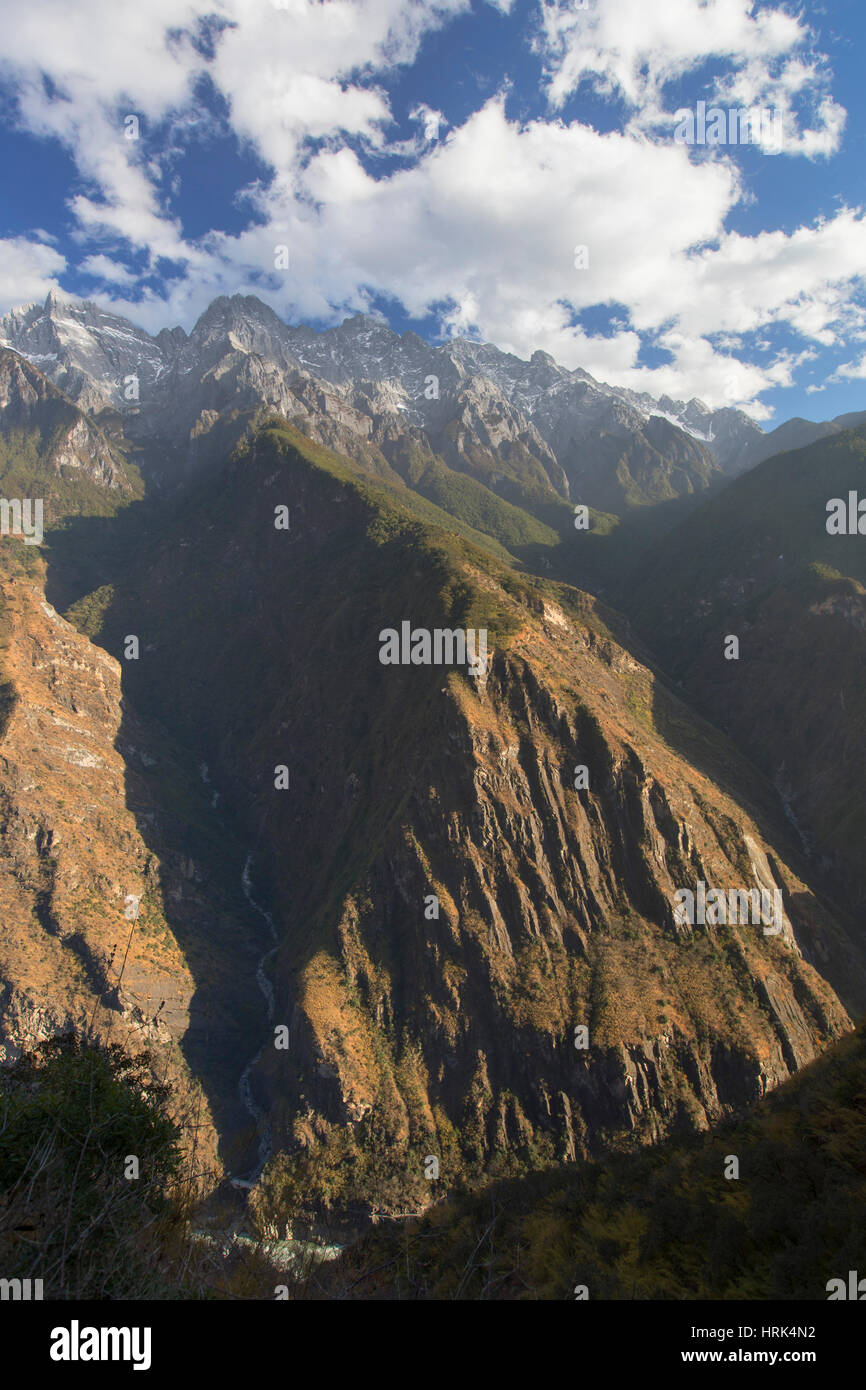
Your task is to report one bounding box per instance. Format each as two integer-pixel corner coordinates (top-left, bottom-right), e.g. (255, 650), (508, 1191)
(232, 852), (279, 1188)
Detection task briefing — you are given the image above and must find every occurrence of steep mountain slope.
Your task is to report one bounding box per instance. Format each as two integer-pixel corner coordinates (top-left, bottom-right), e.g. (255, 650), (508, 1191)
(0, 568), (268, 1172)
(0, 348), (138, 509)
(629, 426), (866, 916)
(0, 345), (152, 642)
(66, 418), (866, 1220)
(315, 1016), (866, 1300)
(4, 336), (866, 1240)
(0, 368), (276, 1175)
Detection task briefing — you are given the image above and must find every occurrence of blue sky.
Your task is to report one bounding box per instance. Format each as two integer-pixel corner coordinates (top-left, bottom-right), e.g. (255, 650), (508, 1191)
(2, 0), (866, 424)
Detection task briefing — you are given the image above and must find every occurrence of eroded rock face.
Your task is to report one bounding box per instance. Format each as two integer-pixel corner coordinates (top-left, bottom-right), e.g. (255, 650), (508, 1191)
(0, 572), (273, 1173)
(266, 628), (858, 1164)
(115, 424), (863, 1180)
(0, 350), (132, 494)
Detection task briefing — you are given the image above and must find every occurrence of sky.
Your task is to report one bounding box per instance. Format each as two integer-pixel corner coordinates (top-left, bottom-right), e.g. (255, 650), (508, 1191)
(2, 0), (866, 424)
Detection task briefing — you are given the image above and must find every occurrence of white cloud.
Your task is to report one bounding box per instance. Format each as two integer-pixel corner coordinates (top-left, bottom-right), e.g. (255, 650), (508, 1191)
(671, 213), (866, 350)
(539, 0), (802, 102)
(0, 237), (66, 314)
(207, 98), (862, 408)
(0, 0), (861, 411)
(206, 0), (468, 177)
(0, 0), (466, 262)
(79, 254), (138, 286)
(537, 0), (844, 157)
(713, 56), (846, 157)
(830, 355), (866, 382)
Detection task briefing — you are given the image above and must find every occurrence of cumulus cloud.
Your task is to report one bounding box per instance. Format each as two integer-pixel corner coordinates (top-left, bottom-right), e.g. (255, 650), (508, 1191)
(0, 237), (66, 313)
(78, 254), (139, 286)
(539, 0), (801, 99)
(0, 0), (860, 409)
(830, 355), (866, 382)
(0, 0), (467, 265)
(537, 0), (844, 157)
(193, 99), (864, 407)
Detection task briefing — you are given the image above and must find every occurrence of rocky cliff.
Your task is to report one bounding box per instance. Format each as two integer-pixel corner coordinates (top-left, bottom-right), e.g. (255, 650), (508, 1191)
(0, 561), (279, 1174)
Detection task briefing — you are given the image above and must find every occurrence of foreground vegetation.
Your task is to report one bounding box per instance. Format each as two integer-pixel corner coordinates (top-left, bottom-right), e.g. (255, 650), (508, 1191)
(0, 1036), (279, 1299)
(307, 1020), (866, 1299)
(3, 1012), (865, 1302)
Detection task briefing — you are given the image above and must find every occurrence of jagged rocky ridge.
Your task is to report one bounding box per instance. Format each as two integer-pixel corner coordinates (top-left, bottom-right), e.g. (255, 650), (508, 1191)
(0, 291), (765, 513)
(0, 349), (133, 499)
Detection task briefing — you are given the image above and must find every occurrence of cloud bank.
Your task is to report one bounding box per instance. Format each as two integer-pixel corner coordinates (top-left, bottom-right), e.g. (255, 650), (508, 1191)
(0, 0), (861, 411)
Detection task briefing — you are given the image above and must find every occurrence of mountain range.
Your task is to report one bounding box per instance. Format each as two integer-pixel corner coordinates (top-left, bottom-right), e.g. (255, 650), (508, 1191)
(1, 289), (865, 1280)
(0, 290), (763, 493)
